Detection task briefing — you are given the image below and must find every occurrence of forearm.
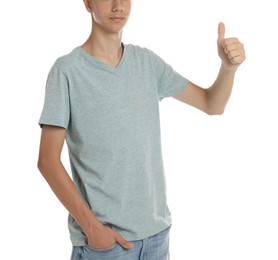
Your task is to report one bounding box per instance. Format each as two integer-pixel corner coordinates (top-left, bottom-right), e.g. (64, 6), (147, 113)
(38, 160), (102, 236)
(206, 62), (236, 114)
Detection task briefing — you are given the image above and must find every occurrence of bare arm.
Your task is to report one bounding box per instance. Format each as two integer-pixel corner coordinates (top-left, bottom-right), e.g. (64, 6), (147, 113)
(37, 125), (133, 249)
(174, 23), (245, 115)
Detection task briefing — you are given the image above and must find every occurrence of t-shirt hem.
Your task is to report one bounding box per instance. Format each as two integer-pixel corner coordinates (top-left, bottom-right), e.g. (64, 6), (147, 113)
(70, 223), (172, 246)
(159, 78), (190, 101)
(38, 120), (68, 129)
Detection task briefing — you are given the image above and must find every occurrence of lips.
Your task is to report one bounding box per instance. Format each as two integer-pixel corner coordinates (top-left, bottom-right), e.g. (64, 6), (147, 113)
(109, 17), (125, 21)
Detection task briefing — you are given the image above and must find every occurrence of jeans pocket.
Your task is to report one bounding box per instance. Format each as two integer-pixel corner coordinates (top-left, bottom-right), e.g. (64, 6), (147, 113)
(84, 243), (117, 254)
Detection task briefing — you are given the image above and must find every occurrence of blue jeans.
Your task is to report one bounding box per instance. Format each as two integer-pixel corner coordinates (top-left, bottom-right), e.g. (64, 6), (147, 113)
(71, 226), (170, 260)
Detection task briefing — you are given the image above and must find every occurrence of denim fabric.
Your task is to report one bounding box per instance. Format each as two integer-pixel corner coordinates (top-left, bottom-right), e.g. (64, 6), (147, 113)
(70, 226), (170, 260)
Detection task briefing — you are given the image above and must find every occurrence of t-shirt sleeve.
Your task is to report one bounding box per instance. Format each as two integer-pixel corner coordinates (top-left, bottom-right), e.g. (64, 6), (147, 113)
(150, 50), (190, 101)
(39, 63), (70, 129)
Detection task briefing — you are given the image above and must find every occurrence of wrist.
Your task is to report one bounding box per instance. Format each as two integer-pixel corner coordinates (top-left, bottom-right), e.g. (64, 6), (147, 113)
(74, 205), (103, 236)
(221, 62), (238, 73)
(83, 215), (103, 236)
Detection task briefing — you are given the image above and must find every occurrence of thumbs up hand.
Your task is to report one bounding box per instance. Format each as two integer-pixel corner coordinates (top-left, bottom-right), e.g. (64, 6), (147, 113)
(217, 22), (245, 71)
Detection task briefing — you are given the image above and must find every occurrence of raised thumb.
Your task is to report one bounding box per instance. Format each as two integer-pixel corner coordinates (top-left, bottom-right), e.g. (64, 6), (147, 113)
(218, 22), (225, 41)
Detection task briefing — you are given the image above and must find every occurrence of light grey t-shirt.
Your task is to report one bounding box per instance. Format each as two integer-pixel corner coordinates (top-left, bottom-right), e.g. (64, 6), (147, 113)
(39, 44), (189, 245)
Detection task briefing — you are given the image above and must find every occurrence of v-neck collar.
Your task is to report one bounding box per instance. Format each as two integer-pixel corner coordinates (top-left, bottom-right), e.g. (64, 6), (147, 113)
(77, 43), (127, 72)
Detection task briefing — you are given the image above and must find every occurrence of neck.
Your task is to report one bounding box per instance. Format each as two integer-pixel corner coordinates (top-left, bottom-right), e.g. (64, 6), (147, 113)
(82, 25), (124, 67)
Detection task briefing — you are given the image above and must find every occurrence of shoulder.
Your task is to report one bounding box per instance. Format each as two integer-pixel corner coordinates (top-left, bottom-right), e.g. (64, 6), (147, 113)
(125, 44), (154, 56)
(51, 47), (81, 72)
(124, 44), (162, 63)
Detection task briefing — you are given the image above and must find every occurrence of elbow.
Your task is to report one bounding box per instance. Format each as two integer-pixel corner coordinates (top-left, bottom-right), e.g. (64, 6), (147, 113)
(37, 156), (53, 177)
(37, 157), (47, 176)
(204, 89), (228, 116)
(205, 106), (225, 116)
(37, 154), (62, 178)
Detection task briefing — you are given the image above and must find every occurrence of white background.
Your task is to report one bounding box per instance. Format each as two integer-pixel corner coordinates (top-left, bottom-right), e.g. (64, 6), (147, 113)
(1, 0), (278, 259)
